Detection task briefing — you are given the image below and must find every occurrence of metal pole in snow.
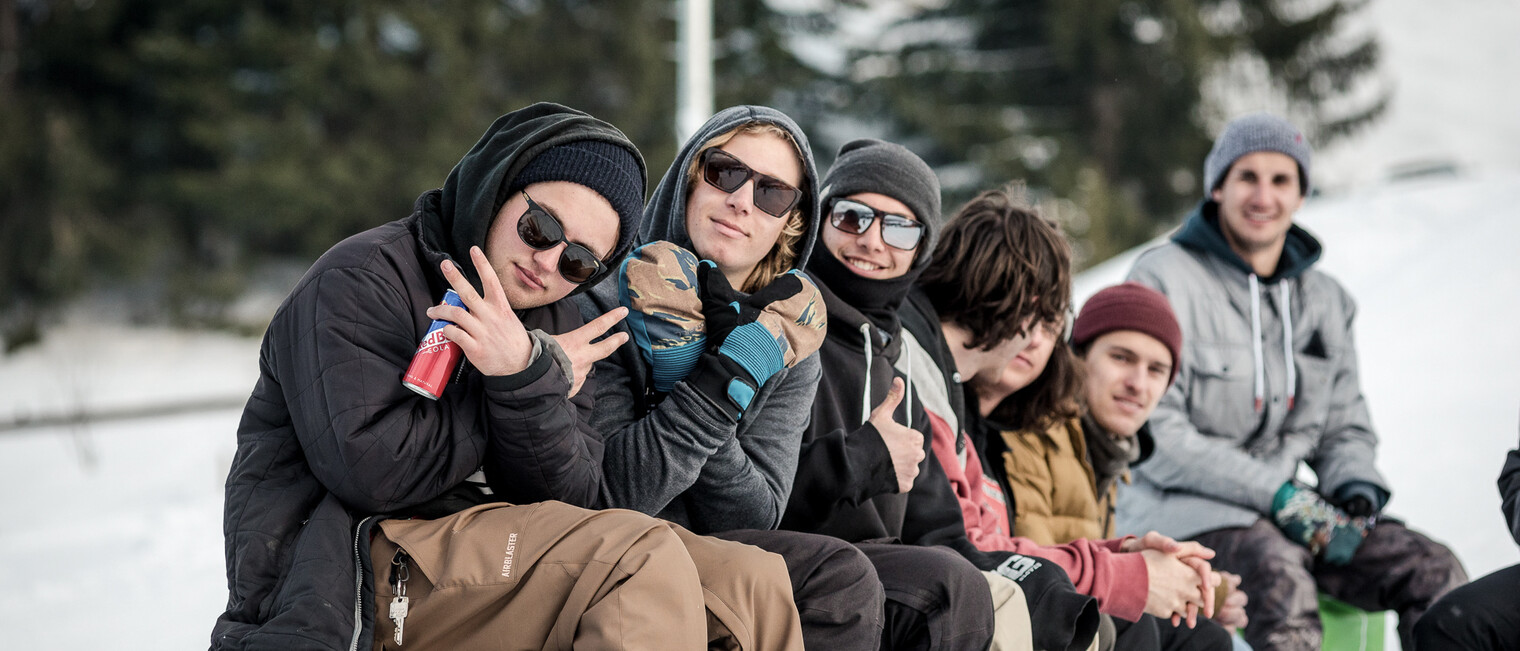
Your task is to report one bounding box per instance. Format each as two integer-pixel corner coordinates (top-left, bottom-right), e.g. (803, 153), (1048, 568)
(676, 0), (713, 145)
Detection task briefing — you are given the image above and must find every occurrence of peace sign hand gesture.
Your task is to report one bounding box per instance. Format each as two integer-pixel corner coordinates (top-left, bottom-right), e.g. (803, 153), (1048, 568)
(428, 246), (534, 377)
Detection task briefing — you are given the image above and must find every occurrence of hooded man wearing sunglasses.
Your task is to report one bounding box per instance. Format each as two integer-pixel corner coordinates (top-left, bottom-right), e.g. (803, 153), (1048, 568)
(213, 103), (810, 651)
(577, 106), (887, 651)
(775, 139), (1099, 651)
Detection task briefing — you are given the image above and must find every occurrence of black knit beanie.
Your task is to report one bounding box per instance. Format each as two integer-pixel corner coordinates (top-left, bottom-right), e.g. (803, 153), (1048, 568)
(819, 138), (943, 267)
(504, 139), (644, 259)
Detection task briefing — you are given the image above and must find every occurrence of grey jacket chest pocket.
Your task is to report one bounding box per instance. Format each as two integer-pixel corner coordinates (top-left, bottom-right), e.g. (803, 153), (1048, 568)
(1185, 345), (1257, 442)
(1282, 353), (1334, 440)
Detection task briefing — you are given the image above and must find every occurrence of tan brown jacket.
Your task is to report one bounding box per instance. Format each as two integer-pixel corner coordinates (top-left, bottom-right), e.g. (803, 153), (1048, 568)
(999, 416), (1114, 546)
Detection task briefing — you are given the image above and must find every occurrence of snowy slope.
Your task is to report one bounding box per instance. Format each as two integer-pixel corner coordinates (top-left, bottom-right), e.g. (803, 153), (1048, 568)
(0, 410), (238, 650)
(0, 326), (255, 650)
(1311, 0), (1520, 190)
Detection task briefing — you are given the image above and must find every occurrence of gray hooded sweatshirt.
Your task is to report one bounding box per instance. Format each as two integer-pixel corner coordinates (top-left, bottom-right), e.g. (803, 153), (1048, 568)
(575, 105), (823, 533)
(1119, 200), (1389, 540)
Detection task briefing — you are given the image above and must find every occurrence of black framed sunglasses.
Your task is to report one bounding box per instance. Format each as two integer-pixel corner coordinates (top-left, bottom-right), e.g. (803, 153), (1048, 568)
(827, 198), (925, 251)
(517, 191), (606, 284)
(700, 148), (803, 218)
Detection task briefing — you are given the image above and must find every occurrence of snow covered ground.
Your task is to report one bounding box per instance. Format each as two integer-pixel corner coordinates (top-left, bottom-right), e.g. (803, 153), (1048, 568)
(0, 328), (255, 650)
(1311, 0), (1520, 191)
(0, 409), (240, 650)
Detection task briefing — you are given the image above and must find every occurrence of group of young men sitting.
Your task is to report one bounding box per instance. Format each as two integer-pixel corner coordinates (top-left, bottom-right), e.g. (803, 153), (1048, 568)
(211, 104), (1474, 651)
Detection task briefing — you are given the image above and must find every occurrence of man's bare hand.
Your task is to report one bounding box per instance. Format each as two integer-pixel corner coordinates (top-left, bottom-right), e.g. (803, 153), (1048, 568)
(1213, 571), (1249, 631)
(1140, 549), (1213, 627)
(550, 307), (629, 397)
(870, 378), (924, 493)
(1122, 531), (1215, 562)
(1124, 531), (1218, 623)
(431, 247), (533, 377)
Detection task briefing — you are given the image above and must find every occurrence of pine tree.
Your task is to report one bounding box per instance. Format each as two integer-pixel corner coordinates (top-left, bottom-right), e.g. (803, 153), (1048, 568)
(843, 0), (1385, 266)
(0, 0), (679, 347)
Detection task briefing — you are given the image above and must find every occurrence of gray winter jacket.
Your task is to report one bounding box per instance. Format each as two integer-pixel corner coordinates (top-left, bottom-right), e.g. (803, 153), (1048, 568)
(575, 106), (823, 533)
(1118, 201), (1389, 540)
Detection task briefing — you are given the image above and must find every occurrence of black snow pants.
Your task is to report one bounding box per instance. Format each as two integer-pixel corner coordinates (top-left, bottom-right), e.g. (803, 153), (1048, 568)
(1193, 517), (1467, 651)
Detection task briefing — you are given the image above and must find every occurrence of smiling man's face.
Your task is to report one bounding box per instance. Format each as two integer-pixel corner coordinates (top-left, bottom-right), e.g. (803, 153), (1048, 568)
(1079, 330), (1173, 436)
(1212, 150), (1304, 266)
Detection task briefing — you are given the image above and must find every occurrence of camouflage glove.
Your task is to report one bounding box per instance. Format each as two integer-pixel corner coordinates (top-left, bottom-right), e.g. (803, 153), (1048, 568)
(617, 241), (706, 393)
(1271, 481), (1374, 565)
(683, 261), (826, 421)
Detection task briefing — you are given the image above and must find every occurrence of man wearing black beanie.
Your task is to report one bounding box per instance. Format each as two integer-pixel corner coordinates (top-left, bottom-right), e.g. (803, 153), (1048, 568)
(784, 138), (1098, 651)
(214, 103), (802, 651)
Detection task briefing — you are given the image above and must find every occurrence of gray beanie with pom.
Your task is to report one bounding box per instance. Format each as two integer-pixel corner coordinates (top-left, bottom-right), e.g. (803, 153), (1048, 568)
(1203, 113), (1312, 197)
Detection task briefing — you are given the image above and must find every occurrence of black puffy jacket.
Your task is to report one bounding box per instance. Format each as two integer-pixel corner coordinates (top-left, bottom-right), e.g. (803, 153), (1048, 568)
(211, 104), (644, 650)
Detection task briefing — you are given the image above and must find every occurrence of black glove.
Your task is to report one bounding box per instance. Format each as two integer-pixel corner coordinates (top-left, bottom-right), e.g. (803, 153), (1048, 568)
(1332, 480), (1386, 518)
(683, 261), (824, 421)
(1340, 496), (1374, 518)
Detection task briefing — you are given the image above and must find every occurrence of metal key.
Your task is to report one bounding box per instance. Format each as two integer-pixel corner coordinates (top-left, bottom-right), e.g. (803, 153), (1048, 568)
(389, 595), (409, 645)
(389, 549), (411, 646)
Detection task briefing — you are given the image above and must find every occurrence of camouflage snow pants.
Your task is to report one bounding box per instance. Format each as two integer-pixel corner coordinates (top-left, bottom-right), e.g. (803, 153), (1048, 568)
(1192, 517), (1467, 651)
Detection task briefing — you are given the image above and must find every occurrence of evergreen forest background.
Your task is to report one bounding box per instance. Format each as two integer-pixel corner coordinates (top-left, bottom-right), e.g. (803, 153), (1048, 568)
(0, 0), (1390, 348)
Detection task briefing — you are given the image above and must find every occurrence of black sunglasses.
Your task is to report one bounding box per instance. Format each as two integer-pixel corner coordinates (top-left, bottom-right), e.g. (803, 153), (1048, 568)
(828, 198), (925, 251)
(517, 191), (606, 284)
(700, 148), (803, 218)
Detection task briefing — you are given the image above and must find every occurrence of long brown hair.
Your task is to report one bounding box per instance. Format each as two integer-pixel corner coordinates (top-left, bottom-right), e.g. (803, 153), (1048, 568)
(918, 185), (1072, 351)
(685, 122), (809, 293)
(988, 330), (1084, 431)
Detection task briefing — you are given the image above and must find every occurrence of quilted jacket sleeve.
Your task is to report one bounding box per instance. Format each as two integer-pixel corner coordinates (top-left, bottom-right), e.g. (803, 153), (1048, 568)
(279, 266), (603, 513)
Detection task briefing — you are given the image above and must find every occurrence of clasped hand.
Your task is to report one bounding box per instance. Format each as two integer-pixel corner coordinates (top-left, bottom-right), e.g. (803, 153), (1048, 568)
(1122, 531), (1220, 628)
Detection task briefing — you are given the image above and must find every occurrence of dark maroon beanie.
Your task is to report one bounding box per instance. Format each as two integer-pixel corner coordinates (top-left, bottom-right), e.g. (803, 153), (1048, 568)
(1071, 282), (1183, 385)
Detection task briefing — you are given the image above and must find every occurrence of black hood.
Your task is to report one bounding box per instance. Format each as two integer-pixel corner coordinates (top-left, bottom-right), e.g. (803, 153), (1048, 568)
(817, 278), (903, 360)
(1172, 200), (1322, 281)
(807, 248), (920, 335)
(414, 102), (647, 295)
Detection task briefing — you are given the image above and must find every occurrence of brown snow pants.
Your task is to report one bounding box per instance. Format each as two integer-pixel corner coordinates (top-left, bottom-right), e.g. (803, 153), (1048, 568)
(369, 501), (803, 650)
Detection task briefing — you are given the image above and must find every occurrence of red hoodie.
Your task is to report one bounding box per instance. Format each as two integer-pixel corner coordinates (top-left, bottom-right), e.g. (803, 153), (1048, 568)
(926, 410), (1149, 621)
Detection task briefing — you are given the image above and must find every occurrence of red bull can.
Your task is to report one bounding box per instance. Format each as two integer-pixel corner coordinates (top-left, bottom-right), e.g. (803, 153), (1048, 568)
(402, 289), (468, 399)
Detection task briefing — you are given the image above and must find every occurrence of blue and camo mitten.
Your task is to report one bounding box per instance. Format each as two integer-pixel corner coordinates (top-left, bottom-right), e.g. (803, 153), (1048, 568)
(1271, 481), (1374, 565)
(683, 261), (826, 421)
(618, 241), (706, 393)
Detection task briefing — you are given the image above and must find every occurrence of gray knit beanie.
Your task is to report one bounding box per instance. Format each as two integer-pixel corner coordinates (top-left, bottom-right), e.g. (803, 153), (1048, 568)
(820, 138), (943, 263)
(1203, 113), (1312, 197)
